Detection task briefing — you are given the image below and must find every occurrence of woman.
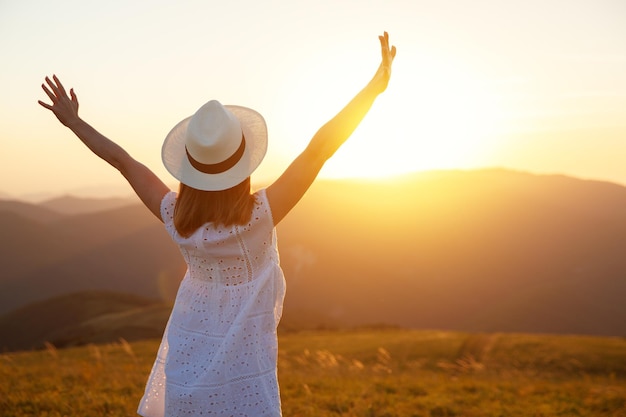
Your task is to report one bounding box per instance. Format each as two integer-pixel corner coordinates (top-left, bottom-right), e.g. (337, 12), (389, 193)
(39, 32), (396, 417)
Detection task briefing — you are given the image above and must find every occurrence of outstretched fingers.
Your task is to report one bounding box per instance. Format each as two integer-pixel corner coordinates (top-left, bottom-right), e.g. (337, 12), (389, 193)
(38, 74), (80, 126)
(37, 98), (53, 110)
(69, 88), (79, 108)
(378, 32), (391, 53)
(52, 74), (68, 96)
(378, 33), (387, 52)
(44, 75), (64, 98)
(40, 82), (56, 103)
(379, 31), (396, 65)
(39, 75), (77, 104)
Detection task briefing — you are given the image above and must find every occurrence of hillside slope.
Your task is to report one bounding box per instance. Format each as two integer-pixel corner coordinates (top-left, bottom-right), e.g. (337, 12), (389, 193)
(0, 290), (169, 351)
(1, 169), (625, 337)
(278, 169), (626, 336)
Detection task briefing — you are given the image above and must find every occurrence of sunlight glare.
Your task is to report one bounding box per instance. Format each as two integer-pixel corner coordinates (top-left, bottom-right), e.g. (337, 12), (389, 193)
(275, 45), (505, 180)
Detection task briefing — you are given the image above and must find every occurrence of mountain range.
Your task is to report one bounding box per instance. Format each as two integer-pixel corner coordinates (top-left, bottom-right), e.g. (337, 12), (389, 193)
(1, 169), (625, 351)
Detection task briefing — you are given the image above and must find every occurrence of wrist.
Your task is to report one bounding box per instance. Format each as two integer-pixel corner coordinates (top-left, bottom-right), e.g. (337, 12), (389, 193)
(64, 116), (84, 130)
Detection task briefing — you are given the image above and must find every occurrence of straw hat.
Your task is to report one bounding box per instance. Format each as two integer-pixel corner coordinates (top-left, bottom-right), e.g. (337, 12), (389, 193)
(162, 100), (267, 191)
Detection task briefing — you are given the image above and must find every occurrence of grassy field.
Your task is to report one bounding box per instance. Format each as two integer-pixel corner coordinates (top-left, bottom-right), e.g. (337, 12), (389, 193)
(1, 329), (625, 416)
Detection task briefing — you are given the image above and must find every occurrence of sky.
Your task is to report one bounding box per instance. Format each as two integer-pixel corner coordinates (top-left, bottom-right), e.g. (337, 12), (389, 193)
(1, 0), (625, 200)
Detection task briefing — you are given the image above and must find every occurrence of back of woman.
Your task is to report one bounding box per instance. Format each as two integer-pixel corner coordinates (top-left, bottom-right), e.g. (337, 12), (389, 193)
(139, 189), (286, 416)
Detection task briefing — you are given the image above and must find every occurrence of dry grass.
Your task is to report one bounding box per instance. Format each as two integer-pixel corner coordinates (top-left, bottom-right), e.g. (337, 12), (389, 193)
(1, 329), (625, 416)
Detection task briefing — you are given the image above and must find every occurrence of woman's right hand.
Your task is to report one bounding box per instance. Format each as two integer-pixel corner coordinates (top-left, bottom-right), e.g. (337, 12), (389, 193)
(38, 75), (81, 127)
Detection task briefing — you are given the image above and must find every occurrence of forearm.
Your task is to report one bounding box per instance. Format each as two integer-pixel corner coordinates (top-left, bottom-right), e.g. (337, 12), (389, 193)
(267, 79), (383, 224)
(65, 118), (130, 171)
(308, 79), (381, 161)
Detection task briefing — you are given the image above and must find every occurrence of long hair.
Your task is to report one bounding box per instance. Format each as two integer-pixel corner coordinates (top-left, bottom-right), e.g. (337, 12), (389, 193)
(173, 177), (256, 238)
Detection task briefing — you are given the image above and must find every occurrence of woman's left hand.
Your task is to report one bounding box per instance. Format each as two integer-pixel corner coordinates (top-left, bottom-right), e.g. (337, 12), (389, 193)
(370, 31), (397, 94)
(38, 75), (81, 127)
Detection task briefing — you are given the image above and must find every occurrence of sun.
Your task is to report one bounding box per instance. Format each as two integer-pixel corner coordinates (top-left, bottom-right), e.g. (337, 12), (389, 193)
(323, 59), (505, 180)
(273, 43), (505, 180)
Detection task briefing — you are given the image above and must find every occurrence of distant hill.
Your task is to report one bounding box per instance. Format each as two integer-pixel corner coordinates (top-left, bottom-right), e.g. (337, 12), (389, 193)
(40, 195), (136, 215)
(0, 290), (170, 351)
(278, 169), (626, 337)
(1, 169), (625, 342)
(0, 203), (182, 313)
(0, 199), (65, 223)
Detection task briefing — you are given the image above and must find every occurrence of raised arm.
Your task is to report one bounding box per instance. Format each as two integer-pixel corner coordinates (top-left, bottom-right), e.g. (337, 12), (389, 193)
(267, 32), (397, 224)
(38, 75), (170, 221)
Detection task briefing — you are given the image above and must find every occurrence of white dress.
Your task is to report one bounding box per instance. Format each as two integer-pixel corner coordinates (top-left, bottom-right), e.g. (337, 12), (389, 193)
(138, 189), (286, 417)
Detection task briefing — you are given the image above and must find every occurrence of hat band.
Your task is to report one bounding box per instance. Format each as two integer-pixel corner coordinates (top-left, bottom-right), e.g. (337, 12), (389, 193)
(185, 134), (246, 175)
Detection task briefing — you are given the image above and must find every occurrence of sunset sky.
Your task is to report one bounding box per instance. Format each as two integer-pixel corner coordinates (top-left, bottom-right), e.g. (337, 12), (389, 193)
(1, 0), (625, 200)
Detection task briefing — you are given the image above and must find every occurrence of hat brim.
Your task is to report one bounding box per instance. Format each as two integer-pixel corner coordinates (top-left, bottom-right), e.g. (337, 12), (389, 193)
(162, 105), (268, 191)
